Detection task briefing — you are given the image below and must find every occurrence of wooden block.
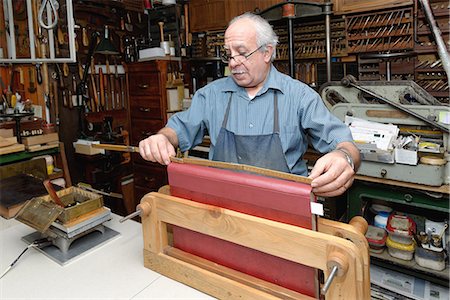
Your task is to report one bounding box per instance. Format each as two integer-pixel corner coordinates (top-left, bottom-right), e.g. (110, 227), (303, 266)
(0, 200), (27, 219)
(0, 143), (25, 155)
(26, 141), (59, 152)
(0, 128), (14, 138)
(0, 136), (17, 148)
(22, 133), (59, 146)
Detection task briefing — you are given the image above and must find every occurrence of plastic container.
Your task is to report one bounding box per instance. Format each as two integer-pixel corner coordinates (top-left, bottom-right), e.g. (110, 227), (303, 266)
(365, 225), (387, 253)
(386, 236), (415, 260)
(386, 214), (416, 244)
(415, 246), (446, 271)
(374, 211), (390, 229)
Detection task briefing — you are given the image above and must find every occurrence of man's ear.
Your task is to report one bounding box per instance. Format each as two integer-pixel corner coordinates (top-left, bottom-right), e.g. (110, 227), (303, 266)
(264, 44), (274, 62)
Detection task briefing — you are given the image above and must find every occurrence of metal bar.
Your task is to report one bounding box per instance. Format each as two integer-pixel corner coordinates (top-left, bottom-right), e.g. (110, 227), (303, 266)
(26, 0), (36, 59)
(46, 1), (55, 59)
(419, 0), (450, 83)
(66, 0), (76, 62)
(324, 2), (332, 82)
(287, 17), (295, 78)
(341, 75), (449, 133)
(321, 265), (338, 294)
(325, 13), (331, 81)
(5, 0), (16, 59)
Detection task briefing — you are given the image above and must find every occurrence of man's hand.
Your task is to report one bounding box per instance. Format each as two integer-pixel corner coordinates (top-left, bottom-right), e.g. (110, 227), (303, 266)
(308, 143), (359, 197)
(139, 132), (177, 165)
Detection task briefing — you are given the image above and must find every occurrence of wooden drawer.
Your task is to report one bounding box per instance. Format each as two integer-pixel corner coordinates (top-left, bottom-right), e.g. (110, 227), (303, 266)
(130, 96), (163, 120)
(133, 163), (168, 192)
(130, 119), (164, 145)
(128, 71), (161, 96)
(127, 62), (159, 73)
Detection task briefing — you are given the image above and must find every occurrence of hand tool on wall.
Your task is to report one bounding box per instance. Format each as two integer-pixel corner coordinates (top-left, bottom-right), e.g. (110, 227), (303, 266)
(106, 58), (114, 110)
(55, 64), (68, 107)
(90, 58), (98, 112)
(114, 58), (119, 109)
(72, 75), (77, 106)
(28, 68), (36, 93)
(120, 75), (125, 109)
(51, 79), (59, 125)
(82, 27), (89, 47)
(158, 21), (165, 43)
(35, 64), (43, 84)
(99, 67), (105, 110)
(103, 68), (109, 110)
(63, 63), (69, 77)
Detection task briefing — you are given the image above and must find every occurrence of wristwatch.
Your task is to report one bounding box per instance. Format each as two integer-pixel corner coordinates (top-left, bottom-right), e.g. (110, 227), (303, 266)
(334, 148), (355, 171)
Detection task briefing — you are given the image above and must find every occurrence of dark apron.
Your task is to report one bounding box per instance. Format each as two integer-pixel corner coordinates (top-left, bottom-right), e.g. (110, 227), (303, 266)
(212, 92), (290, 173)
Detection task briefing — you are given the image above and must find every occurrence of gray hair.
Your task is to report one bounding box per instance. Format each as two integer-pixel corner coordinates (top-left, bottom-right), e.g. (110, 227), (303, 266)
(228, 12), (278, 61)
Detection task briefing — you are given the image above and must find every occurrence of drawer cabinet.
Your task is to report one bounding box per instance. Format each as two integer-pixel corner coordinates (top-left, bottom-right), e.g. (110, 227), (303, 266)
(130, 96), (164, 120)
(126, 60), (189, 207)
(130, 119), (164, 145)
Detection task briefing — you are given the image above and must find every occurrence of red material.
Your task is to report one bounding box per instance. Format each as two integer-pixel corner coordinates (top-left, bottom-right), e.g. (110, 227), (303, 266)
(168, 162), (317, 296)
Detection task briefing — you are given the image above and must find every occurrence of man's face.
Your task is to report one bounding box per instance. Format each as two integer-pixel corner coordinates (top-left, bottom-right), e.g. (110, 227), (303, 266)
(224, 19), (272, 92)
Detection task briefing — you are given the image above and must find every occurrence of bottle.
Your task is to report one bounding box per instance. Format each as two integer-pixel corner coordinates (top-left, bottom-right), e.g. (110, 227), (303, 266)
(374, 211), (390, 229)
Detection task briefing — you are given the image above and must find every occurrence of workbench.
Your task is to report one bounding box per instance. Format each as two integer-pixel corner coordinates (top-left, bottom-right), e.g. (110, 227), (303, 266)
(0, 214), (213, 299)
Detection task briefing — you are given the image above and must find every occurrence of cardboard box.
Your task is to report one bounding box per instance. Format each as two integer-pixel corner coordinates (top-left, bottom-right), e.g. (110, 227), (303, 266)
(394, 148), (418, 165)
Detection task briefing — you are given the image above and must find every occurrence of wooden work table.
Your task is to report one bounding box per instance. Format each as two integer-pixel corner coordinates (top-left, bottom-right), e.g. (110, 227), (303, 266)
(0, 214), (214, 299)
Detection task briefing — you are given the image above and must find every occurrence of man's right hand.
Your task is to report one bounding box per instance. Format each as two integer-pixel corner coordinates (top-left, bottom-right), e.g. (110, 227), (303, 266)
(139, 133), (176, 165)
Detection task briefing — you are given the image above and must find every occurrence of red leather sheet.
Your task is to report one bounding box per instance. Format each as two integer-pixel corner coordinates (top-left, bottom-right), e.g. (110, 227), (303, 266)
(168, 162), (317, 296)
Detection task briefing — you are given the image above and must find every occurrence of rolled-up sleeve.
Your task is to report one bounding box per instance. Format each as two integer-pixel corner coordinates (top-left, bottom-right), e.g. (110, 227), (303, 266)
(300, 87), (353, 153)
(167, 90), (207, 152)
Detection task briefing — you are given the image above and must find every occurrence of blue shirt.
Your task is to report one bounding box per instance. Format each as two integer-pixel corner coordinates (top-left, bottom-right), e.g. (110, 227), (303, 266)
(167, 65), (353, 175)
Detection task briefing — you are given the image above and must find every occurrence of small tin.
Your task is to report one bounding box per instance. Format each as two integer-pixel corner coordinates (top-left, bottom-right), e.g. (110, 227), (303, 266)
(386, 214), (416, 245)
(415, 246), (446, 271)
(365, 225), (387, 253)
(386, 236), (415, 260)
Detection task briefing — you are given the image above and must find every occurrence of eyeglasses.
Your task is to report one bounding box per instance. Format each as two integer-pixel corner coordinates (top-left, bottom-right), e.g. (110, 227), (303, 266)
(221, 45), (264, 64)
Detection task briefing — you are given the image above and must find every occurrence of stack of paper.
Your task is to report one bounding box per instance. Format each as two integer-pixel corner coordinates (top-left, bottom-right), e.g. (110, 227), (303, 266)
(345, 116), (399, 163)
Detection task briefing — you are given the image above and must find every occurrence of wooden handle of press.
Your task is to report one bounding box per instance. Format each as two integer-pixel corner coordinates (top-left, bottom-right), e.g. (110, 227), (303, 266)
(349, 216), (368, 235)
(43, 179), (65, 207)
(327, 250), (349, 277)
(158, 22), (164, 42)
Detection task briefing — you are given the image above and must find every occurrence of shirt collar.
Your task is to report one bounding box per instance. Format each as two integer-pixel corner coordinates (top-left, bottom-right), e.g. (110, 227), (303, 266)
(222, 65), (285, 96)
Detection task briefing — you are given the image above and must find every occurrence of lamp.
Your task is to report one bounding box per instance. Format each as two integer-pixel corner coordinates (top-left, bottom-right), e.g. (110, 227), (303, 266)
(95, 26), (119, 55)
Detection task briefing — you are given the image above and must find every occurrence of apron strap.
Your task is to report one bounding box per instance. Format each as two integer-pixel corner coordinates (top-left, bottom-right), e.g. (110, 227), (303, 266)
(222, 92), (233, 128)
(273, 91), (279, 133)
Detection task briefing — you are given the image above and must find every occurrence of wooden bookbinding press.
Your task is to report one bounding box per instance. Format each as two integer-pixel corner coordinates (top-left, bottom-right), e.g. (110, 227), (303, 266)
(137, 158), (370, 299)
